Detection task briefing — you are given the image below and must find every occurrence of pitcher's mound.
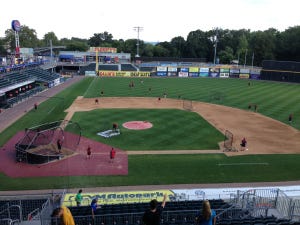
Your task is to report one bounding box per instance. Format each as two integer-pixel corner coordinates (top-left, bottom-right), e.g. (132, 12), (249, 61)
(123, 121), (153, 130)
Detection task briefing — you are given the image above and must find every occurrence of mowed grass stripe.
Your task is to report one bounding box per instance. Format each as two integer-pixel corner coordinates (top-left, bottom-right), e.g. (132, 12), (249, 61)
(71, 109), (223, 150)
(1, 77), (300, 190)
(2, 154), (300, 190)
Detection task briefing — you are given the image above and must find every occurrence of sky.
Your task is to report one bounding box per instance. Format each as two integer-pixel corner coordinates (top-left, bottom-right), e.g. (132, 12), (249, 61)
(0, 0), (299, 43)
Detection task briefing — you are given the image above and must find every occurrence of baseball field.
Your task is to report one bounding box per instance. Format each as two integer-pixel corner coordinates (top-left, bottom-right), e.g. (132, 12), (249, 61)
(0, 76), (300, 191)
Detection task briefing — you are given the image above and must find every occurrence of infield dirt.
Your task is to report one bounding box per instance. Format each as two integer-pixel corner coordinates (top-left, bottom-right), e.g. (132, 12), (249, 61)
(66, 97), (300, 156)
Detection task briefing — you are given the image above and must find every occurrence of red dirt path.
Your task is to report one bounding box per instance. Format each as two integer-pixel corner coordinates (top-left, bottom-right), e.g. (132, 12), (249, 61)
(0, 131), (127, 178)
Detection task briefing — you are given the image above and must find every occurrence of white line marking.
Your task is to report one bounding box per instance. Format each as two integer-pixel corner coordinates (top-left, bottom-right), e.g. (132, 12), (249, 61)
(218, 162), (269, 166)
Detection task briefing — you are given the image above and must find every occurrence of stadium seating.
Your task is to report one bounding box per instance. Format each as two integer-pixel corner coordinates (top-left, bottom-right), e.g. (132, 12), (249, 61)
(121, 64), (137, 71)
(0, 198), (48, 222)
(61, 199), (300, 225)
(79, 63), (97, 75)
(98, 64), (119, 71)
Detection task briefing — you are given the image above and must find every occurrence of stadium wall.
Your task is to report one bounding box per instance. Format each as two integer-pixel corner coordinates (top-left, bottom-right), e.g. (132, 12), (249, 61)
(261, 60), (300, 83)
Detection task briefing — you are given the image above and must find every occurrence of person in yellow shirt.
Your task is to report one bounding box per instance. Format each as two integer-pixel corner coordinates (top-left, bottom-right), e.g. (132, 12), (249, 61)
(51, 206), (75, 225)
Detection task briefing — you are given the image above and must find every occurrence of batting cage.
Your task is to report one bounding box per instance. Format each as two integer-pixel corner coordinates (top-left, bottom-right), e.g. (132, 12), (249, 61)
(223, 129), (237, 152)
(183, 99), (193, 111)
(15, 120), (81, 164)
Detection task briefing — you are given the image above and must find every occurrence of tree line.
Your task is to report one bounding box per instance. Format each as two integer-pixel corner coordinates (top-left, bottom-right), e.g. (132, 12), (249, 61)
(0, 25), (299, 66)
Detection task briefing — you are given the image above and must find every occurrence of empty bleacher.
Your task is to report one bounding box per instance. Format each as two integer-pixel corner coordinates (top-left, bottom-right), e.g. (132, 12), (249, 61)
(98, 64), (119, 71)
(0, 67), (60, 90)
(24, 68), (60, 82)
(121, 64), (137, 71)
(0, 77), (11, 89)
(79, 63), (97, 75)
(139, 66), (155, 72)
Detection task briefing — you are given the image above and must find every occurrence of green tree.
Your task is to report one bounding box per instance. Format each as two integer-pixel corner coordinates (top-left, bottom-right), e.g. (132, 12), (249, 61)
(170, 36), (186, 57)
(88, 32), (113, 47)
(0, 38), (7, 55)
(185, 30), (210, 59)
(237, 34), (249, 65)
(153, 45), (169, 57)
(42, 32), (60, 46)
(276, 26), (300, 61)
(249, 28), (278, 66)
(218, 47), (234, 64)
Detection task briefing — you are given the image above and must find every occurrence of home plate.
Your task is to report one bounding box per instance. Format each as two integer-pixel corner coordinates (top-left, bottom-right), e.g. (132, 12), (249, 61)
(97, 129), (120, 138)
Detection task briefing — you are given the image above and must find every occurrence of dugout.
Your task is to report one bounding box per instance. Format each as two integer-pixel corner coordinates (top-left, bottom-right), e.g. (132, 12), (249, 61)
(261, 60), (300, 83)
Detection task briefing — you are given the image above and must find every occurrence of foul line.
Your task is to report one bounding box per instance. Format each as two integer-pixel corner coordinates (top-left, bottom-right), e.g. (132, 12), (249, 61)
(82, 77), (97, 97)
(218, 162), (269, 166)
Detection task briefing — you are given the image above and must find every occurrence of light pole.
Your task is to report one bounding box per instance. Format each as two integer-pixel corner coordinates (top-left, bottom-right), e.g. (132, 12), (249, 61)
(212, 28), (218, 65)
(133, 26), (143, 57)
(244, 49), (248, 68)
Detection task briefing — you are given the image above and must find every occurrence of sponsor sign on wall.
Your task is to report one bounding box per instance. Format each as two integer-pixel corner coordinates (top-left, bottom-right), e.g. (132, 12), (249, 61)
(167, 67), (177, 72)
(219, 68), (229, 78)
(90, 47), (117, 53)
(240, 68), (250, 74)
(200, 67), (209, 77)
(180, 67), (189, 72)
(157, 66), (167, 76)
(178, 72), (188, 77)
(200, 68), (209, 73)
(99, 71), (150, 77)
(239, 74), (250, 79)
(209, 68), (219, 77)
(63, 185), (300, 206)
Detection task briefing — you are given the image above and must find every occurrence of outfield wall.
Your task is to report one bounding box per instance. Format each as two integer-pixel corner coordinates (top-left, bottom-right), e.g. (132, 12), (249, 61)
(98, 67), (261, 79)
(261, 60), (300, 83)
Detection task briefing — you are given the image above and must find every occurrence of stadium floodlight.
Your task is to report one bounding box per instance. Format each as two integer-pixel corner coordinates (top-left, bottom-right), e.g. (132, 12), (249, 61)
(210, 28), (219, 65)
(133, 26), (143, 57)
(244, 49), (248, 68)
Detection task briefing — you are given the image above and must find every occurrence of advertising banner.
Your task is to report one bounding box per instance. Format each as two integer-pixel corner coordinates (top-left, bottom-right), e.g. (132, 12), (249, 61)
(220, 68), (230, 73)
(199, 72), (209, 77)
(200, 67), (209, 73)
(156, 71), (167, 76)
(180, 67), (189, 72)
(167, 72), (177, 76)
(239, 73), (250, 79)
(85, 71), (97, 76)
(189, 67), (199, 73)
(99, 71), (116, 77)
(131, 72), (150, 77)
(240, 68), (250, 74)
(116, 72), (131, 77)
(188, 72), (199, 77)
(230, 69), (240, 74)
(250, 69), (261, 75)
(250, 74), (260, 79)
(90, 47), (117, 53)
(112, 72), (151, 77)
(229, 69), (240, 78)
(157, 66), (168, 72)
(209, 68), (219, 78)
(178, 72), (188, 77)
(219, 73), (229, 78)
(63, 185), (300, 207)
(167, 67), (177, 72)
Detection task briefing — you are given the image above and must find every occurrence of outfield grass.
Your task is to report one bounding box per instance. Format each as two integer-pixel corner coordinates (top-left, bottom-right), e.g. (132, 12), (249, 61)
(1, 154), (300, 190)
(1, 76), (300, 190)
(85, 77), (300, 130)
